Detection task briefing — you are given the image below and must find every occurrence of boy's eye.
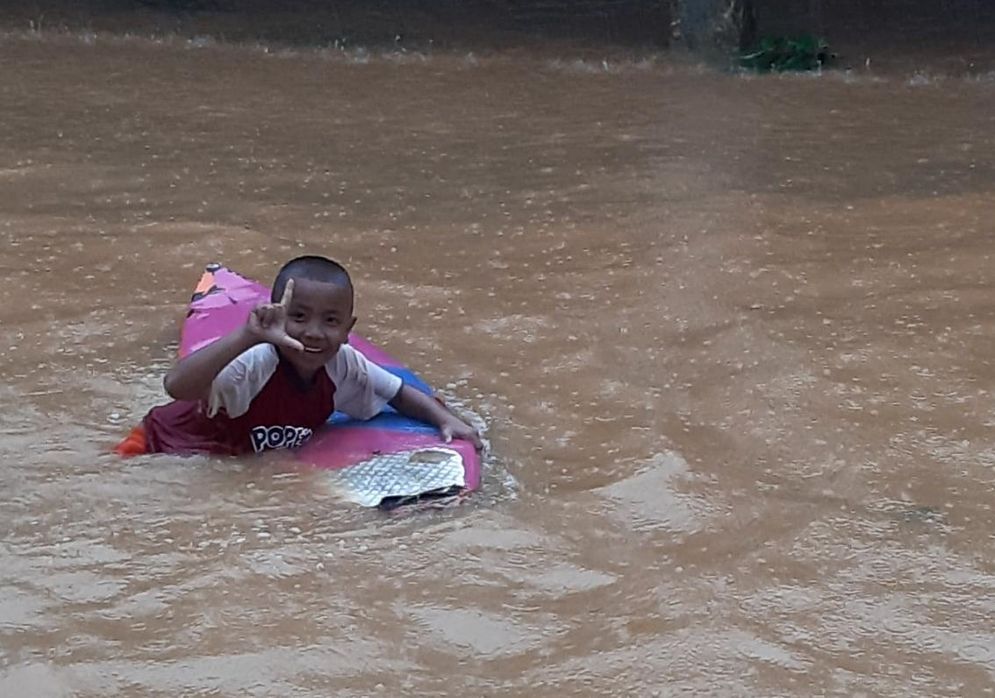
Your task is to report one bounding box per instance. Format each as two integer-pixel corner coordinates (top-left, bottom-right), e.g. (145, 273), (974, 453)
(289, 312), (305, 321)
(325, 317), (340, 326)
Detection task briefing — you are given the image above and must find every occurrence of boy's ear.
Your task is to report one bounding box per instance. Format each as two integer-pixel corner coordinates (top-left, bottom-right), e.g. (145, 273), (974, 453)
(346, 316), (358, 336)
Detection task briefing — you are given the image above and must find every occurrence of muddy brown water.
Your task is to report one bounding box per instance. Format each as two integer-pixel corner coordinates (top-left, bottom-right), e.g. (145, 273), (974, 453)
(1, 29), (995, 697)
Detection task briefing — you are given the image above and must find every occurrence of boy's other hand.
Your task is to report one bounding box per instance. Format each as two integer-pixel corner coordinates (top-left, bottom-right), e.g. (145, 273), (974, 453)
(247, 278), (305, 352)
(439, 415), (484, 451)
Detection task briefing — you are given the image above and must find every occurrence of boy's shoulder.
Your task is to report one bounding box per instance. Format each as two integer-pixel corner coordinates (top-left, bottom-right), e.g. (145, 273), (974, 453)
(231, 342), (281, 373)
(327, 343), (386, 381)
(208, 343), (282, 418)
(325, 343), (358, 382)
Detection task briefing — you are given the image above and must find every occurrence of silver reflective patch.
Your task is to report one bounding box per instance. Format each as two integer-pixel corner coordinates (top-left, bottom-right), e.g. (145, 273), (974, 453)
(327, 448), (466, 507)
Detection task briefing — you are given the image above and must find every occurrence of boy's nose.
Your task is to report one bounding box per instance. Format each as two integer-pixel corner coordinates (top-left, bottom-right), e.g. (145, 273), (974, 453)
(302, 322), (324, 340)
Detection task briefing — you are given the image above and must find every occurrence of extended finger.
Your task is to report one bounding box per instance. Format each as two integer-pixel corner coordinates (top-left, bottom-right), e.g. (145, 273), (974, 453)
(279, 278), (295, 307)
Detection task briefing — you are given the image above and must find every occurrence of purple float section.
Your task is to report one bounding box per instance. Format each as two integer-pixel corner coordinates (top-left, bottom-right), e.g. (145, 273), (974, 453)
(177, 266), (481, 490)
(180, 267), (268, 357)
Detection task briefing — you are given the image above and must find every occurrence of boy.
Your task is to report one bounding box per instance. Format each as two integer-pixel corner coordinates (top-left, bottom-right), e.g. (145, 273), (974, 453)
(117, 255), (481, 456)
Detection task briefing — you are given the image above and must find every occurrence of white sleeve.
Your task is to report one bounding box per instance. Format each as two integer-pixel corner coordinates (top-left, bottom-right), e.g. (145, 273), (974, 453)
(206, 344), (280, 418)
(327, 344), (403, 420)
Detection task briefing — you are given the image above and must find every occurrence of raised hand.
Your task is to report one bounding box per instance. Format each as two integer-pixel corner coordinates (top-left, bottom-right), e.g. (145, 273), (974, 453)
(246, 278), (305, 352)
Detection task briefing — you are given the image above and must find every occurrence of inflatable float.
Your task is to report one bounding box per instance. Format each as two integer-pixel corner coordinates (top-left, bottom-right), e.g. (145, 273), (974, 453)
(182, 263), (482, 507)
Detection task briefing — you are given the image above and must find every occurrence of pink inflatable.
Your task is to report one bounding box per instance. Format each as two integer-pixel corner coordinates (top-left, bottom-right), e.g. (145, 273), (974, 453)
(182, 264), (481, 491)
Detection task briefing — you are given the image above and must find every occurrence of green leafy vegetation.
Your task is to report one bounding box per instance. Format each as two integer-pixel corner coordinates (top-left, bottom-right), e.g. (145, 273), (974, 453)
(739, 34), (833, 72)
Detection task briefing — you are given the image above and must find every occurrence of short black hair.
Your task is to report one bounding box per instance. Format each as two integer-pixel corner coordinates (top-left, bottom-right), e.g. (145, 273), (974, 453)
(271, 255), (353, 303)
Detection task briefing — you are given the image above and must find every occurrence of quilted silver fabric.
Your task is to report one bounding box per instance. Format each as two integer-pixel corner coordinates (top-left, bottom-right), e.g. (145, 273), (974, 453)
(328, 447), (466, 507)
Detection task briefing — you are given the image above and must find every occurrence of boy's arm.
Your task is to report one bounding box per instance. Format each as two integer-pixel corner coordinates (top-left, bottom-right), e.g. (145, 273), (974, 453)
(163, 326), (260, 401)
(389, 384), (483, 450)
(164, 280), (304, 401)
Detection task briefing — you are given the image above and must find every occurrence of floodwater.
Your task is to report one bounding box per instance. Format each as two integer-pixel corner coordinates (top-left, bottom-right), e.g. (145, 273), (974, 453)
(2, 26), (995, 698)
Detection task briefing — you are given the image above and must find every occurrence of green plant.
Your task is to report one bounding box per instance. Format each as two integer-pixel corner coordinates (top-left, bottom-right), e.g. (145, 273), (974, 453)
(739, 34), (832, 72)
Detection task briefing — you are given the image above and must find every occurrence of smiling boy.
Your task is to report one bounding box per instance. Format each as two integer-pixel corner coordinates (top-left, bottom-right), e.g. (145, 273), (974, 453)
(118, 255), (481, 456)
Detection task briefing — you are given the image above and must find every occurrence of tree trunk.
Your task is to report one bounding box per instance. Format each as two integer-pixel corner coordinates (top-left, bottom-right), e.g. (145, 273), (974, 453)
(674, 0), (756, 55)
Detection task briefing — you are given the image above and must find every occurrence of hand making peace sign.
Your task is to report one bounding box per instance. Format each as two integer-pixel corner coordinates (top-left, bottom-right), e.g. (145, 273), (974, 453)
(246, 278), (305, 352)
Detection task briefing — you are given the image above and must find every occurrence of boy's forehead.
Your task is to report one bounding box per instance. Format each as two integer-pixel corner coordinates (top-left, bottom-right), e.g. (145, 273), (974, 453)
(289, 276), (353, 303)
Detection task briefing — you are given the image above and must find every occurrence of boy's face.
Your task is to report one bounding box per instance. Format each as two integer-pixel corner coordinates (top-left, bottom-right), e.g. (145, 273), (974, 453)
(281, 277), (356, 376)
